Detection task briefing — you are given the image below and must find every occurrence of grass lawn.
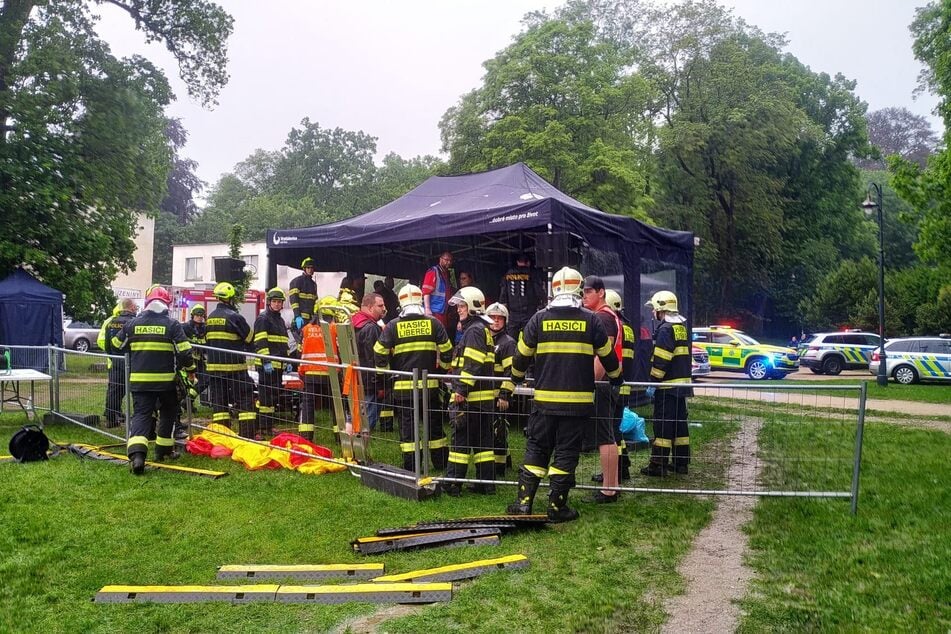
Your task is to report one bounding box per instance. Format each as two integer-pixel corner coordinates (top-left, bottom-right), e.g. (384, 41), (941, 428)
(2, 395), (947, 632)
(778, 378), (951, 406)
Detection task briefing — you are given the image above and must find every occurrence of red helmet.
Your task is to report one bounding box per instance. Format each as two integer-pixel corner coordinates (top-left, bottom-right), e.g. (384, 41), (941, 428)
(146, 286), (172, 306)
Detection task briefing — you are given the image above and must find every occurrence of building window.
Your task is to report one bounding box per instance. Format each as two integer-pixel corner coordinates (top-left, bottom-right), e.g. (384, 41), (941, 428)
(242, 254), (259, 279)
(185, 257), (202, 281)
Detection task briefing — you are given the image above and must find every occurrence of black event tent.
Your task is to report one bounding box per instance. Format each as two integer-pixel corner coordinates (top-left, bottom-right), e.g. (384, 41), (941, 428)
(0, 268), (64, 370)
(266, 162), (693, 332)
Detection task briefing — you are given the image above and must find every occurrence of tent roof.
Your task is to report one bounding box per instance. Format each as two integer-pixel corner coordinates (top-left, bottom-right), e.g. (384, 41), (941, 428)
(0, 268), (64, 304)
(266, 162), (693, 275)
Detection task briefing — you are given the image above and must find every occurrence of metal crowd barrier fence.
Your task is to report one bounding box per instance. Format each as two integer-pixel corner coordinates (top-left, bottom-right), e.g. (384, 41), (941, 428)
(5, 345), (867, 513)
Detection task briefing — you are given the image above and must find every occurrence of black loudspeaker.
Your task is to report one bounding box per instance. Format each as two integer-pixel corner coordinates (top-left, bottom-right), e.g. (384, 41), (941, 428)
(214, 258), (246, 283)
(534, 233), (581, 269)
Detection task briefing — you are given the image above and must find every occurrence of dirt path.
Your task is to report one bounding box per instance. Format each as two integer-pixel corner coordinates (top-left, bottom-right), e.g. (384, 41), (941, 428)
(330, 604), (422, 634)
(661, 417), (763, 634)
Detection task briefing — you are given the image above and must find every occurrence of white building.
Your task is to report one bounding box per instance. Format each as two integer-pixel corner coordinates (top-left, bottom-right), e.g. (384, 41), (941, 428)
(111, 213), (154, 301)
(170, 241), (343, 296)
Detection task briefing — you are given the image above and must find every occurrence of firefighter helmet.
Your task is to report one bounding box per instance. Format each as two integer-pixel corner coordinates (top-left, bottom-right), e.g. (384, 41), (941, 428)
(190, 304), (206, 317)
(317, 295), (338, 316)
(112, 302), (123, 317)
(449, 286), (486, 314)
(398, 284), (424, 308)
(486, 302), (509, 320)
(551, 266), (583, 297)
(267, 287), (286, 302)
(605, 289), (623, 312)
(338, 288), (358, 310)
(646, 290), (679, 313)
(301, 257), (315, 269)
(213, 282), (236, 301)
(145, 286), (172, 306)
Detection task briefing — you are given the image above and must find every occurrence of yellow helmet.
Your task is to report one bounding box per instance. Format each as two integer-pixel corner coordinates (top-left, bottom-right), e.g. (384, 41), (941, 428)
(551, 266), (583, 297)
(646, 290), (678, 313)
(448, 286), (486, 314)
(605, 289), (623, 312)
(266, 287), (286, 302)
(112, 302), (123, 317)
(398, 284), (424, 309)
(213, 281), (236, 301)
(486, 302), (509, 319)
(301, 257), (315, 269)
(317, 295), (338, 315)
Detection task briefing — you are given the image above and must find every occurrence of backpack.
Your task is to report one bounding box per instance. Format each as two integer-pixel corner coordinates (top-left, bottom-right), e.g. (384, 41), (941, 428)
(8, 425), (50, 462)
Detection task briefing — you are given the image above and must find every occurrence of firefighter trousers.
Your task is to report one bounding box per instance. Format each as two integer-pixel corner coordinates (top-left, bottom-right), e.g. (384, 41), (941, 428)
(104, 361), (125, 425)
(396, 392), (448, 472)
(207, 370), (256, 437)
(649, 391), (690, 468)
(127, 390), (178, 459)
(256, 367), (283, 435)
(520, 411), (586, 497)
(299, 373), (330, 440)
(446, 405), (495, 483)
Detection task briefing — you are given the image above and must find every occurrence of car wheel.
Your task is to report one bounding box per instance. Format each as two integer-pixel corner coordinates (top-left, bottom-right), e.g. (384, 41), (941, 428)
(746, 358), (769, 380)
(822, 356), (843, 375)
(893, 365), (917, 385)
(810, 368), (824, 375)
(74, 338), (90, 352)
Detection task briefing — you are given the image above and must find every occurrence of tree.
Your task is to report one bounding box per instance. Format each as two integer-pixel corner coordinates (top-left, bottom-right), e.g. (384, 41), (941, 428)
(855, 107), (939, 169)
(0, 0), (232, 319)
(439, 16), (655, 219)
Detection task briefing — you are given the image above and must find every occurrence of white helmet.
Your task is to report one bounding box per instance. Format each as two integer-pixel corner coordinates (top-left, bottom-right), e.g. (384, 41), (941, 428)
(646, 290), (679, 313)
(448, 286), (486, 314)
(605, 289), (623, 312)
(551, 266), (583, 297)
(398, 284), (424, 308)
(486, 302), (509, 320)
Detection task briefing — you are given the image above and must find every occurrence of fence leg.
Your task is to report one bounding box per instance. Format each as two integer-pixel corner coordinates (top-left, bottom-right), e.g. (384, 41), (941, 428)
(412, 368), (421, 481)
(421, 369), (430, 480)
(850, 382), (867, 515)
(124, 355), (132, 445)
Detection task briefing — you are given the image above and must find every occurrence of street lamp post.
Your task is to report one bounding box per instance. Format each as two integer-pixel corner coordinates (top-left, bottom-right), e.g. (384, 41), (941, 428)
(862, 183), (888, 387)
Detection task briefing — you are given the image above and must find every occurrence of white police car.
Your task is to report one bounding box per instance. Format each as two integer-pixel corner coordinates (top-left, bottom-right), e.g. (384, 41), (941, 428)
(798, 330), (881, 375)
(869, 335), (951, 384)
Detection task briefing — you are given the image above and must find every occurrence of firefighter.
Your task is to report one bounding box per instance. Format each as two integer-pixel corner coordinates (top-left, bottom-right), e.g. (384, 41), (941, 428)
(297, 297), (338, 441)
(98, 299), (137, 427)
(486, 302), (516, 476)
(253, 287), (290, 438)
(289, 257), (318, 334)
(204, 282), (256, 438)
(112, 286), (194, 474)
(182, 304), (208, 405)
(442, 287), (497, 496)
(506, 267), (622, 522)
(498, 252), (546, 340)
(605, 289), (636, 482)
(641, 290), (692, 476)
(374, 284), (453, 473)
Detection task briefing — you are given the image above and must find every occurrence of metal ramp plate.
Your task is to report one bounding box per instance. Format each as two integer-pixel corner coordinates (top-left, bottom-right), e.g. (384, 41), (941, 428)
(275, 582), (451, 604)
(217, 563), (384, 581)
(70, 444), (227, 479)
(353, 528), (501, 555)
(376, 523), (516, 537)
(371, 554), (529, 583)
(415, 514), (550, 529)
(94, 584), (279, 603)
(428, 535), (501, 550)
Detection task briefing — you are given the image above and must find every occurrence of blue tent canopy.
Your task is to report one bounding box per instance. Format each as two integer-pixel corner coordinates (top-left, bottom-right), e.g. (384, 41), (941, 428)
(266, 163), (693, 330)
(0, 269), (64, 370)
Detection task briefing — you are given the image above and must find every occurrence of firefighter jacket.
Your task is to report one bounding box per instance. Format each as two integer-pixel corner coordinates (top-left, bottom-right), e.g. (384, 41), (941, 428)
(183, 319), (206, 365)
(205, 302), (253, 373)
(650, 319), (693, 397)
(299, 321), (333, 377)
(99, 310), (137, 368)
(112, 310), (194, 391)
(374, 314), (452, 401)
(618, 316), (636, 397)
(512, 305), (620, 416)
(499, 266), (545, 324)
(289, 273), (318, 321)
(492, 329), (516, 399)
(451, 316), (496, 409)
(351, 310), (382, 390)
(253, 308), (290, 369)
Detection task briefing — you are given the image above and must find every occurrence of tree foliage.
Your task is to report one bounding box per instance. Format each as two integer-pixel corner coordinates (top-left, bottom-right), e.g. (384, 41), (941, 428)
(0, 0), (232, 320)
(856, 107), (939, 170)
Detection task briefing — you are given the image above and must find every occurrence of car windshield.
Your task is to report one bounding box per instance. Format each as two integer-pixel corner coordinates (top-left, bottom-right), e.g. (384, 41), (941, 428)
(733, 332), (759, 346)
(70, 321), (92, 329)
(799, 334), (817, 345)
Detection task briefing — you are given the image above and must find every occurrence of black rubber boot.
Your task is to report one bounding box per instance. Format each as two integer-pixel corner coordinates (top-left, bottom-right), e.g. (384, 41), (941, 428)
(130, 452), (146, 475)
(547, 491), (579, 523)
(506, 468), (540, 515)
(640, 462), (667, 477)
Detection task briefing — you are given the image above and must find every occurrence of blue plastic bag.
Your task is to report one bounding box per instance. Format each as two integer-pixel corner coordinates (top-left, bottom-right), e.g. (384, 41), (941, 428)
(620, 407), (649, 444)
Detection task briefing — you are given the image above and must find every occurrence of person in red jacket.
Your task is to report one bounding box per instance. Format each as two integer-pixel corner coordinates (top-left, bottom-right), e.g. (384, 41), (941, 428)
(351, 292), (386, 431)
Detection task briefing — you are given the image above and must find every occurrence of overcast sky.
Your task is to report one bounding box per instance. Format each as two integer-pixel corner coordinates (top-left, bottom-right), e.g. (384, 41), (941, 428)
(96, 0), (941, 191)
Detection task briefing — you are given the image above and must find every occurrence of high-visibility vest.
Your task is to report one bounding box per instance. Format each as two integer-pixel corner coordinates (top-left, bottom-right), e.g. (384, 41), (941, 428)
(299, 322), (333, 376)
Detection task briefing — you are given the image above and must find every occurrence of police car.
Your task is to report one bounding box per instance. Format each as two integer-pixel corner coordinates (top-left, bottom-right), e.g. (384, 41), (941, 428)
(868, 335), (951, 384)
(798, 330), (881, 375)
(692, 326), (799, 380)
